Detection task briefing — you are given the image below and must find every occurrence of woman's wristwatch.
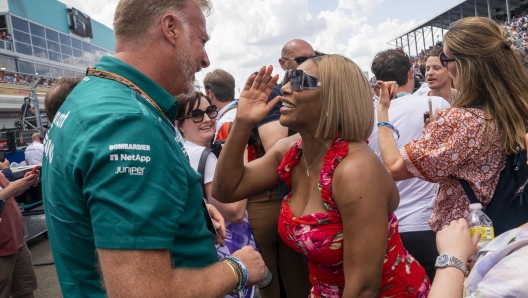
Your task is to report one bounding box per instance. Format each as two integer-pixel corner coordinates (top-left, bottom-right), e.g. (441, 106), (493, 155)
(435, 254), (469, 276)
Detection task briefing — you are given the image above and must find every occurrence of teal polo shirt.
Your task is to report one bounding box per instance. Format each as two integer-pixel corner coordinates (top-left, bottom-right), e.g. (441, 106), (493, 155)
(42, 56), (218, 297)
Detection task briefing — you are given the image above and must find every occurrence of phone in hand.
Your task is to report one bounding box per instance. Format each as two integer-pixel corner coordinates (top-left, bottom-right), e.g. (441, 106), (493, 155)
(29, 165), (40, 175)
(0, 151), (4, 163)
(428, 98), (433, 116)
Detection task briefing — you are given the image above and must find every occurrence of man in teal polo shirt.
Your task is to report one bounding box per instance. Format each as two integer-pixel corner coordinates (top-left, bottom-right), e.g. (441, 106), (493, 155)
(42, 0), (264, 297)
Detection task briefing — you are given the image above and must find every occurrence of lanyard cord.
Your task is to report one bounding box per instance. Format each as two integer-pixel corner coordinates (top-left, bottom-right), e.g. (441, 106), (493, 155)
(86, 68), (175, 131)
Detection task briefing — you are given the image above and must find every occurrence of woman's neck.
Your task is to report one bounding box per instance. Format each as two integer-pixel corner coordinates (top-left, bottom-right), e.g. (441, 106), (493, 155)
(299, 132), (334, 162)
(186, 136), (210, 148)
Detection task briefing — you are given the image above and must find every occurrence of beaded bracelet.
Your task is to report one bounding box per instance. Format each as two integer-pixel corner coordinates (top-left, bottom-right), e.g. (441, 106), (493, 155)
(377, 121), (400, 140)
(222, 256), (248, 297)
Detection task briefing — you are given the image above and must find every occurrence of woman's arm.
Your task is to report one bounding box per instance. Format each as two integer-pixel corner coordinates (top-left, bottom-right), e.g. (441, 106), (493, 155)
(376, 81), (414, 181)
(213, 66), (284, 203)
(332, 146), (398, 297)
(204, 182), (246, 224)
(428, 219), (480, 298)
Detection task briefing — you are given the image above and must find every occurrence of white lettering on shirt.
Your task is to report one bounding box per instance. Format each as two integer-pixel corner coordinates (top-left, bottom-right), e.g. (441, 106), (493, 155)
(109, 154), (151, 163)
(114, 167), (145, 175)
(109, 144), (151, 151)
(43, 137), (54, 164)
(53, 111), (70, 129)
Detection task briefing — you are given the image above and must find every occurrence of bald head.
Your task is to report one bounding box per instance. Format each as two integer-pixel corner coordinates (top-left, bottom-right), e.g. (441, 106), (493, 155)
(279, 39), (315, 71)
(32, 133), (41, 143)
(281, 39), (315, 57)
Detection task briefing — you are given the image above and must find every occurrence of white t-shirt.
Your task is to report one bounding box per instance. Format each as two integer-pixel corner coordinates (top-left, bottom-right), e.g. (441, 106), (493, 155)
(183, 140), (217, 185)
(413, 83), (430, 96)
(214, 102), (237, 141)
(24, 141), (44, 165)
(368, 94), (451, 233)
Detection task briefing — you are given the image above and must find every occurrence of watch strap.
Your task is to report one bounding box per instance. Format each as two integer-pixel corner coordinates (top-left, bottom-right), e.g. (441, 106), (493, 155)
(435, 254), (468, 276)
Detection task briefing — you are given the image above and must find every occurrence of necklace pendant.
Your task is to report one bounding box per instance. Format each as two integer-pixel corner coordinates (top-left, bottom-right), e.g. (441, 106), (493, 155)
(307, 169), (310, 177)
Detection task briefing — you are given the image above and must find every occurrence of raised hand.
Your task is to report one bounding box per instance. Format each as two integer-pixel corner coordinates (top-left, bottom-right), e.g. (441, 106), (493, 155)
(376, 81), (398, 110)
(237, 65), (281, 126)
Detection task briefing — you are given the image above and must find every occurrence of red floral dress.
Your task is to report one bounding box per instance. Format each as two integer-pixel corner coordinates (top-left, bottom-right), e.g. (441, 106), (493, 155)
(277, 138), (430, 298)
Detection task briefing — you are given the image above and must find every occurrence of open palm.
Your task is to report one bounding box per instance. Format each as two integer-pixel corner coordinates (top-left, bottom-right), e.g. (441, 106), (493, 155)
(237, 65), (282, 125)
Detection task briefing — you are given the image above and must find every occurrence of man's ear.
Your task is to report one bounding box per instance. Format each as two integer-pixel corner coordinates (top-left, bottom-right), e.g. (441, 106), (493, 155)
(279, 58), (287, 71)
(160, 13), (183, 46)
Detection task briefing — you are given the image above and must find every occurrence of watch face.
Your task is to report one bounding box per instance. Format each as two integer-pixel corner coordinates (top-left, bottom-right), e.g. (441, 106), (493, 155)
(437, 254), (450, 266)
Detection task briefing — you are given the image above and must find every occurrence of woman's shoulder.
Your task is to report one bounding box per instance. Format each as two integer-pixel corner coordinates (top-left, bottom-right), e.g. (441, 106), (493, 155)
(337, 142), (390, 178)
(435, 107), (486, 127)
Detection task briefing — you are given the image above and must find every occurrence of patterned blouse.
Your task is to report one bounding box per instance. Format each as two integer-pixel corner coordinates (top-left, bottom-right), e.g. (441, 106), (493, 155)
(401, 108), (506, 232)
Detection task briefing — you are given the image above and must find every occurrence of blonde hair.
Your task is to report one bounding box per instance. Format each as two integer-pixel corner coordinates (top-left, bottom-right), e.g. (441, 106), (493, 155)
(444, 17), (528, 153)
(310, 55), (374, 141)
(114, 0), (212, 44)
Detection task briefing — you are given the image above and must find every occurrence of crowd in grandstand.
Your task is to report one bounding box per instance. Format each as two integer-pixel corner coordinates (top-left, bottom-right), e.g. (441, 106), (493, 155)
(0, 71), (56, 87)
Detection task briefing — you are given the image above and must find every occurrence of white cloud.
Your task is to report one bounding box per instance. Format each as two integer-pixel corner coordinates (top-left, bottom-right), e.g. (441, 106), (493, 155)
(58, 0), (422, 94)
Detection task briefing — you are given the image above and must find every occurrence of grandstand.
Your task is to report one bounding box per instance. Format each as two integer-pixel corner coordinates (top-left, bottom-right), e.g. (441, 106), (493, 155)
(390, 0), (526, 57)
(0, 0), (115, 148)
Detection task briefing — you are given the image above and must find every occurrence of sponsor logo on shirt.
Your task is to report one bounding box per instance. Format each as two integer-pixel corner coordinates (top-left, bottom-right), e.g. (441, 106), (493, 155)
(44, 137), (54, 164)
(53, 111), (70, 129)
(109, 144), (151, 151)
(115, 167), (145, 175)
(109, 154), (151, 163)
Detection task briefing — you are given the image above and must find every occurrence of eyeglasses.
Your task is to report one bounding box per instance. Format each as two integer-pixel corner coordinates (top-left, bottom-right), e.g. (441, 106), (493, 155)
(182, 105), (218, 123)
(281, 56), (317, 64)
(439, 52), (456, 68)
(283, 69), (321, 92)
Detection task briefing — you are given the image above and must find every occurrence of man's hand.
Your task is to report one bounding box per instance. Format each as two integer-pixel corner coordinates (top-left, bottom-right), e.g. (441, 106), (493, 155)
(0, 158), (9, 170)
(436, 218), (480, 264)
(237, 66), (281, 126)
(206, 204), (226, 247)
(231, 246), (266, 287)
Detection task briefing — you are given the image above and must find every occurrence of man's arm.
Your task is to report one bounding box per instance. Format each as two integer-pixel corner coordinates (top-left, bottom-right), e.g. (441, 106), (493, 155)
(98, 246), (265, 298)
(258, 121), (288, 153)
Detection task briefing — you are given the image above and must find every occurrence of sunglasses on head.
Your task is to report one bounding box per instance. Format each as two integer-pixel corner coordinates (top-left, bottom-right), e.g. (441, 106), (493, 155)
(182, 105), (218, 123)
(281, 56), (317, 64)
(283, 69), (321, 92)
(439, 52), (456, 68)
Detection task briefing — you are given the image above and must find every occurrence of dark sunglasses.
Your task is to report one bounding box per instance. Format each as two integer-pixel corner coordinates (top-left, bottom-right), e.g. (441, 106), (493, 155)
(283, 69), (321, 92)
(182, 105), (218, 123)
(281, 56), (317, 64)
(439, 52), (456, 68)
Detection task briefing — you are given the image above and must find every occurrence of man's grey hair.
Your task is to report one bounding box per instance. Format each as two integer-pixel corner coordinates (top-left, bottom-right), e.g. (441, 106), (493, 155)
(113, 0), (212, 44)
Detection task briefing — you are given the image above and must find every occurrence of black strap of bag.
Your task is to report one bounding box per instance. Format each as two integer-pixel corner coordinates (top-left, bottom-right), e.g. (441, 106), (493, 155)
(198, 148), (212, 194)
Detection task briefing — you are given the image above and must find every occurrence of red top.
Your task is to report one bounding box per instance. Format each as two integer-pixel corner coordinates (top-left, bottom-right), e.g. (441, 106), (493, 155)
(277, 138), (430, 297)
(0, 172), (25, 256)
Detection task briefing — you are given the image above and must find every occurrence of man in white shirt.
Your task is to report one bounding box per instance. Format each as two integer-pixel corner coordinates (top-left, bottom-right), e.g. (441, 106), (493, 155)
(203, 69), (237, 141)
(24, 133), (43, 166)
(425, 47), (456, 104)
(370, 49), (451, 282)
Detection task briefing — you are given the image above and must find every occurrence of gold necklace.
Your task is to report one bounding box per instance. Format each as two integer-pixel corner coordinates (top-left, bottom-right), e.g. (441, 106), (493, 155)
(301, 139), (333, 177)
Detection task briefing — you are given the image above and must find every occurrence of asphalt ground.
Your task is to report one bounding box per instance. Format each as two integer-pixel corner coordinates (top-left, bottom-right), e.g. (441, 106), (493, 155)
(27, 235), (62, 298)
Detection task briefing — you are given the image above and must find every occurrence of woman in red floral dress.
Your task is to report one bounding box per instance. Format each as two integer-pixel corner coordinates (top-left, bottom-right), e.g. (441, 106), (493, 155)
(213, 54), (430, 297)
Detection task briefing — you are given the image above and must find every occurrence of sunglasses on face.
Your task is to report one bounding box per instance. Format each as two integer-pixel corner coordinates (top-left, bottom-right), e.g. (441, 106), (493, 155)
(182, 105), (218, 123)
(281, 56), (317, 64)
(439, 52), (456, 68)
(283, 69), (321, 92)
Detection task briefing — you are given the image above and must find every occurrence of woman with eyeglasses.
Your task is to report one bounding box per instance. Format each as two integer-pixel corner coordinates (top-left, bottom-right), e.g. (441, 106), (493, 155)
(376, 16), (528, 297)
(213, 55), (430, 297)
(176, 92), (258, 298)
